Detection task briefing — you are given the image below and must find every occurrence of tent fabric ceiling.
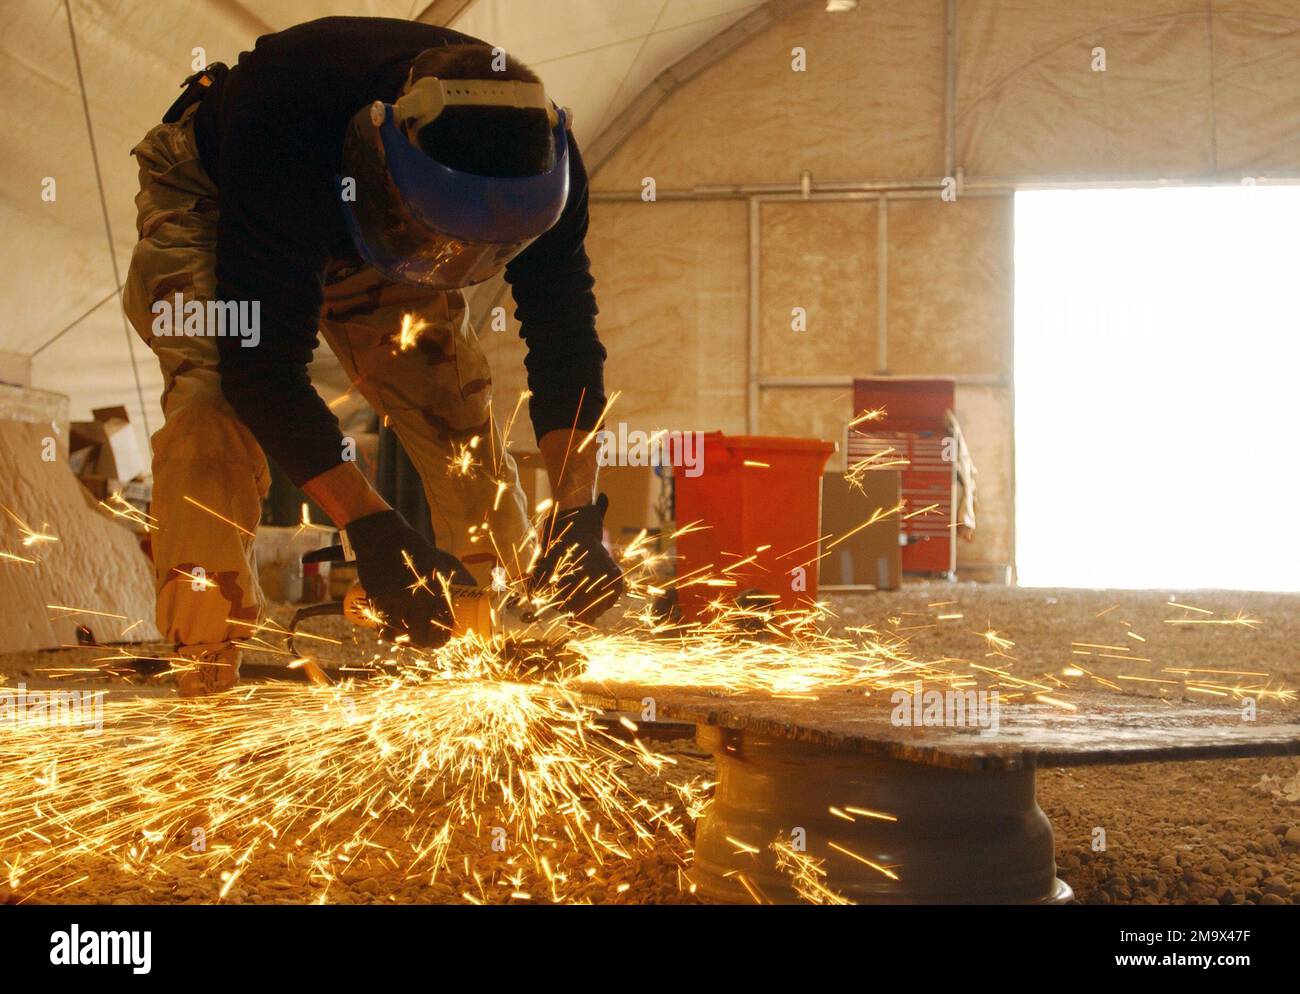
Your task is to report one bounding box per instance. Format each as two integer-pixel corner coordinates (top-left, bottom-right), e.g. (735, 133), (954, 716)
(1, 0), (762, 437)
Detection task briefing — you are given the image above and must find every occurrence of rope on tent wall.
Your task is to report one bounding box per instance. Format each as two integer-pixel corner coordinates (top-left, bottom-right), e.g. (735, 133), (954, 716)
(30, 285), (120, 357)
(1205, 0), (1218, 176)
(411, 0), (477, 25)
(62, 0), (153, 443)
(601, 0), (671, 119)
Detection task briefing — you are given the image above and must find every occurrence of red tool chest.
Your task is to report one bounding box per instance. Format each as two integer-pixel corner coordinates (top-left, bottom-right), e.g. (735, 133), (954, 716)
(848, 378), (957, 577)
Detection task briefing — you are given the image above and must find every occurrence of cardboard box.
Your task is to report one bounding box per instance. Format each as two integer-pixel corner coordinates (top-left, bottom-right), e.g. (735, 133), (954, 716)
(598, 464), (663, 549)
(75, 477), (153, 533)
(819, 470), (902, 590)
(253, 525), (337, 604)
(78, 476), (152, 506)
(67, 445), (97, 477)
(69, 406), (148, 483)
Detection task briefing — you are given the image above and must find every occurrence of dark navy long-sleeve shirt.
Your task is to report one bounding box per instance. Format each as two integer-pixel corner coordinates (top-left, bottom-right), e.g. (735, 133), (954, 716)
(195, 16), (606, 485)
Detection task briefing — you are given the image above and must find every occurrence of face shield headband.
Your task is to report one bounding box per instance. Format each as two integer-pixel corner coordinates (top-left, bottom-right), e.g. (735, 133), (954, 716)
(339, 76), (570, 289)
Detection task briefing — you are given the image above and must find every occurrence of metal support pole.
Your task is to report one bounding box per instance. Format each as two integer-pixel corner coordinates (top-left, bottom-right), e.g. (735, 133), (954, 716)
(876, 195), (889, 373)
(746, 197), (762, 433)
(944, 0), (956, 179)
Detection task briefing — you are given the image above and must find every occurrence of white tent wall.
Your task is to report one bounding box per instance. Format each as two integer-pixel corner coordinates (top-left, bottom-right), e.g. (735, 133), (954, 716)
(5, 0), (272, 437)
(478, 0), (1300, 579)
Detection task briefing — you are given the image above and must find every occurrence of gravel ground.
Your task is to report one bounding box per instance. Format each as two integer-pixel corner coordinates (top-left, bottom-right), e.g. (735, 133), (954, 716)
(833, 583), (1300, 906)
(2, 582), (1298, 905)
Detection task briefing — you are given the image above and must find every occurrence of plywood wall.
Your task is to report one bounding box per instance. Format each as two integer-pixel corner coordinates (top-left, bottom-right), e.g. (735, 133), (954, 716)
(478, 200), (751, 446)
(758, 200), (880, 385)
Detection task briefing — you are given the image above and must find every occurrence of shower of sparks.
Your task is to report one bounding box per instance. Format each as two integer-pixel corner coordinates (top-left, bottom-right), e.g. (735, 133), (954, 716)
(1163, 667), (1272, 678)
(448, 436), (481, 478)
(1163, 611), (1261, 629)
(847, 408), (886, 430)
(296, 503), (330, 535)
(182, 495), (256, 538)
(395, 313), (430, 352)
(773, 837), (852, 905)
(0, 668), (701, 904)
(843, 449), (909, 492)
(0, 532), (961, 906)
(844, 805), (897, 822)
(172, 568), (218, 590)
(903, 502), (940, 520)
(98, 493), (158, 532)
(978, 629), (1016, 653)
(3, 506), (59, 549)
(45, 604), (128, 622)
(574, 391), (622, 454)
(843, 407), (906, 493)
(827, 840), (899, 881)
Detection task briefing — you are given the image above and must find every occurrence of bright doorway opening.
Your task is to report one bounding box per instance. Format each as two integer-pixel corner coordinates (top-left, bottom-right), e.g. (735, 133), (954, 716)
(1014, 186), (1300, 591)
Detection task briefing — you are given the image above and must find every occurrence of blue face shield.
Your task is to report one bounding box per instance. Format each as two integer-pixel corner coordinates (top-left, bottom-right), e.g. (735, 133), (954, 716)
(339, 89), (570, 289)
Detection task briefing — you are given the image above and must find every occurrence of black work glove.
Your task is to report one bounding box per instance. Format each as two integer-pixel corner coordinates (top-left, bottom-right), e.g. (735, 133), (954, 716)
(345, 510), (475, 648)
(528, 493), (624, 623)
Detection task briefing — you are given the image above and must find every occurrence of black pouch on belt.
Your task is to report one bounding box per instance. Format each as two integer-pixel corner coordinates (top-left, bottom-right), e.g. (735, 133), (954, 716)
(162, 63), (229, 123)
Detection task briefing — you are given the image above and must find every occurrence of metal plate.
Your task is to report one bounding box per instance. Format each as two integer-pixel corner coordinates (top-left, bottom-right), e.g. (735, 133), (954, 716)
(573, 683), (1300, 771)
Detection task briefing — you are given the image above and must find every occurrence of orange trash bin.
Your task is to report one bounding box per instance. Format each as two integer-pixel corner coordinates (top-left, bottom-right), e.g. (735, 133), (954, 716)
(672, 433), (835, 621)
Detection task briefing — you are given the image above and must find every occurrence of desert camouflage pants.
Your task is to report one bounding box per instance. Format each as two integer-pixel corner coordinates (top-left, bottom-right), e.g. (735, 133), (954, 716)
(122, 106), (531, 679)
